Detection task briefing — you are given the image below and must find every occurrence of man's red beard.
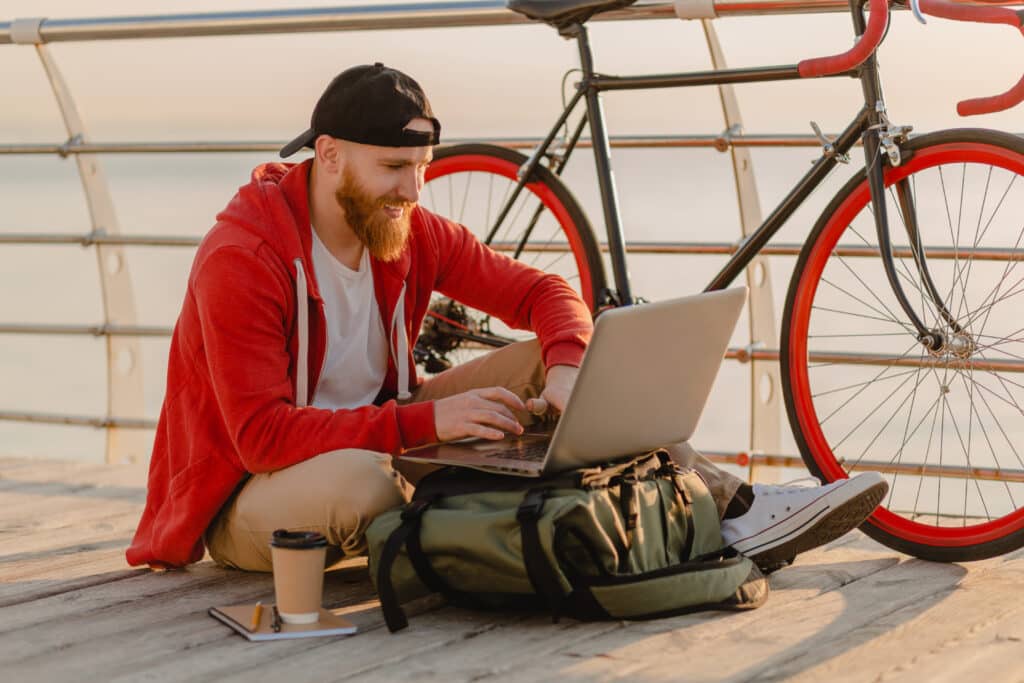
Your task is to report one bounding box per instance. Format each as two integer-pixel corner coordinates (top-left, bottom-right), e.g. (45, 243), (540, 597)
(334, 168), (414, 263)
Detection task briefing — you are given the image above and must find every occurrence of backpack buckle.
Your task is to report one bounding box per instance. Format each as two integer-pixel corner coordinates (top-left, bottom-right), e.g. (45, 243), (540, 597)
(401, 498), (433, 521)
(516, 489), (549, 522)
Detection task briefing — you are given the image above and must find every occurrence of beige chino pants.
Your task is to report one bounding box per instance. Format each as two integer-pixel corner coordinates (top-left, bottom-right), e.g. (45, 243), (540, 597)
(205, 339), (744, 572)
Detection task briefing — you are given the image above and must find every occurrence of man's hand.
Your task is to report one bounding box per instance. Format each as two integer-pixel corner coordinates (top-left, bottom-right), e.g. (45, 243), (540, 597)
(526, 364), (579, 417)
(434, 387), (527, 442)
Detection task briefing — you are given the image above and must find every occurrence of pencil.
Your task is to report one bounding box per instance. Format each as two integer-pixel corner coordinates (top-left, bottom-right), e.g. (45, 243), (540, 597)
(271, 605), (282, 632)
(250, 601), (263, 632)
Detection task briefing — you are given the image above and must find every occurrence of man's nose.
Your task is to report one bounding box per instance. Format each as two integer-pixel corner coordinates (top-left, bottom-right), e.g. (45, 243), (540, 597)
(396, 170), (421, 204)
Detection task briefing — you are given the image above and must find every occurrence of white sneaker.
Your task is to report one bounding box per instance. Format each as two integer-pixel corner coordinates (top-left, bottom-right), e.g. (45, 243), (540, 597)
(720, 471), (888, 571)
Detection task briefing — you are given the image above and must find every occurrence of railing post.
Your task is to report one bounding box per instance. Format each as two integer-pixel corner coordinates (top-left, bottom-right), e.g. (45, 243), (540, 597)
(25, 33), (149, 463)
(701, 19), (783, 482)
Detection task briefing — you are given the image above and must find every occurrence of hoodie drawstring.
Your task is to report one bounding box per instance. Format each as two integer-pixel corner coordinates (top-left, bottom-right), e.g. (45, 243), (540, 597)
(293, 258), (309, 408)
(389, 281), (412, 401)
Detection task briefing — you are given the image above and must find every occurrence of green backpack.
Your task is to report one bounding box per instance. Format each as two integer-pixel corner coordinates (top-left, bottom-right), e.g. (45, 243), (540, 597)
(367, 450), (768, 632)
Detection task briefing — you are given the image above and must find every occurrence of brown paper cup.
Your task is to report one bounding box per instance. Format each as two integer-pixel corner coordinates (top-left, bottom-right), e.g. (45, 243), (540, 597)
(270, 529), (327, 624)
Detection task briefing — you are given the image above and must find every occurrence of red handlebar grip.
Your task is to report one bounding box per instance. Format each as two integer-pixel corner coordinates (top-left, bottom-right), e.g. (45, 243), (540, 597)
(958, 74), (1024, 116)
(918, 0), (1022, 28)
(798, 0), (890, 78)
(919, 0), (1024, 116)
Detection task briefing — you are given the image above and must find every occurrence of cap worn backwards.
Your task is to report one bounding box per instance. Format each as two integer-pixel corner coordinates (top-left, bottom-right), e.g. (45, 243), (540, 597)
(280, 62), (441, 158)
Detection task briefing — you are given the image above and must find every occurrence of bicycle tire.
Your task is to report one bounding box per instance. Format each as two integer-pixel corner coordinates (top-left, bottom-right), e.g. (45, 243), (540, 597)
(782, 128), (1024, 561)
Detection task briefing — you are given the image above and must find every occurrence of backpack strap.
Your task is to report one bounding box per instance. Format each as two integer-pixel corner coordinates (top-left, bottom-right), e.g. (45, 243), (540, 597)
(378, 495), (494, 632)
(568, 549), (767, 620)
(376, 499), (434, 632)
(516, 488), (568, 621)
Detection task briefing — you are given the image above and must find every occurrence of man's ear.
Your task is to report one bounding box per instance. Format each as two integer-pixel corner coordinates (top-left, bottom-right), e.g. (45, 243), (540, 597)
(313, 135), (342, 174)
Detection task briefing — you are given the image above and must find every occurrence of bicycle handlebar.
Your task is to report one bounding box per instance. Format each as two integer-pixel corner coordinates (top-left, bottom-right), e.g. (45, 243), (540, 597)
(918, 0), (1024, 116)
(798, 0), (890, 78)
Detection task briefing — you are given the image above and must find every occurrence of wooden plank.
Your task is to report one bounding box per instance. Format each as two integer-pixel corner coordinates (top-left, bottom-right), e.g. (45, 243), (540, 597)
(210, 538), (902, 683)
(4, 456), (1021, 683)
(0, 562), (446, 683)
(500, 557), (997, 682)
(765, 547), (1024, 683)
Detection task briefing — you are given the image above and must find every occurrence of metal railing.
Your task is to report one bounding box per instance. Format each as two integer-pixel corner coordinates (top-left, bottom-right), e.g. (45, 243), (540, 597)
(1, 0), (1021, 476)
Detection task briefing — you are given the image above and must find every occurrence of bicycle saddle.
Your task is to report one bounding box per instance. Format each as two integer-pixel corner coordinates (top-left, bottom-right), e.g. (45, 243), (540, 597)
(507, 0), (637, 30)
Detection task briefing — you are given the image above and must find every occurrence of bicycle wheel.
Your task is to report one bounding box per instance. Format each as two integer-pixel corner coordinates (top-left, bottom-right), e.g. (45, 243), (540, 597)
(417, 143), (606, 370)
(783, 128), (1024, 561)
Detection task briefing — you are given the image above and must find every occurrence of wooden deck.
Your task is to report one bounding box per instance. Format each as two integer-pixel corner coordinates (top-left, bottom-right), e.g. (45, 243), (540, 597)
(2, 455), (1023, 683)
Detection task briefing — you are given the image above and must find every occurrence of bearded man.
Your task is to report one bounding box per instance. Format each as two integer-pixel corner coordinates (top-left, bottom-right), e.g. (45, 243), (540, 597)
(127, 63), (885, 573)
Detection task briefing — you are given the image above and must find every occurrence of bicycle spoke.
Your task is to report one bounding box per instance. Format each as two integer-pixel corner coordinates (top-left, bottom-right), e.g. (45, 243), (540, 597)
(828, 359), (923, 450)
(819, 273), (911, 329)
(962, 360), (1024, 417)
(938, 166), (967, 320)
(808, 332), (910, 339)
(847, 357), (931, 473)
(828, 251), (917, 327)
(952, 364), (995, 522)
(951, 165), (993, 326)
(886, 351), (932, 511)
(812, 367), (919, 399)
(847, 221), (937, 322)
(960, 269), (1024, 332)
(427, 179), (440, 215)
(937, 363), (951, 527)
(969, 372), (1024, 470)
(457, 171), (474, 224)
(967, 371), (1024, 511)
(973, 325), (1024, 352)
(931, 360), (984, 524)
(811, 305), (917, 330)
(811, 340), (920, 425)
(912, 379), (945, 522)
(976, 347), (1024, 414)
(887, 388), (944, 511)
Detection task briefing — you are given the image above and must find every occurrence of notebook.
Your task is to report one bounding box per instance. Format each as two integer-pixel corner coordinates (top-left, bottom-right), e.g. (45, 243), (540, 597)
(209, 602), (357, 641)
(401, 287), (747, 477)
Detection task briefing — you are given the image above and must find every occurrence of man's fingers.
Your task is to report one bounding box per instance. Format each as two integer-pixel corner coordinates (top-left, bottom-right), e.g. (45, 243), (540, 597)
(472, 395), (520, 424)
(464, 423), (505, 440)
(527, 398), (549, 416)
(472, 410), (523, 435)
(476, 386), (526, 412)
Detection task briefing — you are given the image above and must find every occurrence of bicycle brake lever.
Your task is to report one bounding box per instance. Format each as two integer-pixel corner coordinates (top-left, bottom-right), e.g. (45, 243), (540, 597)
(810, 121), (850, 164)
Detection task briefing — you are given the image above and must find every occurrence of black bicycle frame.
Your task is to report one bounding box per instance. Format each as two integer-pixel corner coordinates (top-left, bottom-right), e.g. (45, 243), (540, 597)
(491, 0), (939, 343)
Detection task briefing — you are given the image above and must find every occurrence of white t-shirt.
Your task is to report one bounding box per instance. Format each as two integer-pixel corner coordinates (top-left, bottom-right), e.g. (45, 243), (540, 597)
(309, 229), (388, 410)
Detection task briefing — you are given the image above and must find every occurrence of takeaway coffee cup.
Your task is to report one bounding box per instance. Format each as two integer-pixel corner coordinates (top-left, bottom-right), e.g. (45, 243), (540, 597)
(270, 529), (328, 624)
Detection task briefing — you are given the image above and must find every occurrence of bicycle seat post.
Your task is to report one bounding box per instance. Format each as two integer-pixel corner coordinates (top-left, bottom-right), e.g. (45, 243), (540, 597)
(569, 22), (635, 306)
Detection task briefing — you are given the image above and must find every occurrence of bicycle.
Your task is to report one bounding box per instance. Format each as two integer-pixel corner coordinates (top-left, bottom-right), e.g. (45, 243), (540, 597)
(413, 0), (1024, 562)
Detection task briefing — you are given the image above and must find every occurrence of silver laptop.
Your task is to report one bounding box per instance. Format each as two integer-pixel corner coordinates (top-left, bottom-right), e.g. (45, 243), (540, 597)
(402, 287), (747, 477)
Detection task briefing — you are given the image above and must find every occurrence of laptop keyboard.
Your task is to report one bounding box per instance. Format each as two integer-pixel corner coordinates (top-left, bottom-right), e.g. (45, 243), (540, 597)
(479, 440), (549, 462)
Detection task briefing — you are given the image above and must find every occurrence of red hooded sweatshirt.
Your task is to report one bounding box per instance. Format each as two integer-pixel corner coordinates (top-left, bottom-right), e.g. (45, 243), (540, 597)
(126, 160), (594, 568)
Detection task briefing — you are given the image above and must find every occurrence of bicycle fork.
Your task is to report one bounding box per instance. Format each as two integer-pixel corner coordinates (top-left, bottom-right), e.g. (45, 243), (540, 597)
(859, 52), (964, 357)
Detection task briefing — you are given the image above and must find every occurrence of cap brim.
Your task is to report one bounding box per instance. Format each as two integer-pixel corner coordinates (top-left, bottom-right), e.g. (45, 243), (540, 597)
(279, 128), (316, 158)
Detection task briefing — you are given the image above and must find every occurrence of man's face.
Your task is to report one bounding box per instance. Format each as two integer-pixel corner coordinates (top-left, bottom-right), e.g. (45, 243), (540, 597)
(331, 118), (433, 262)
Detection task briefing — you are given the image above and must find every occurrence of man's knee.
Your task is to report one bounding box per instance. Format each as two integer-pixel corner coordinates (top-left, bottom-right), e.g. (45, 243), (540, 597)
(223, 449), (412, 561)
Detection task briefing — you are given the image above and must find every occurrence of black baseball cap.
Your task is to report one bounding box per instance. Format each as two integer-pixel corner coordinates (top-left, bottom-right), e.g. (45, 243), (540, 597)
(279, 63), (441, 158)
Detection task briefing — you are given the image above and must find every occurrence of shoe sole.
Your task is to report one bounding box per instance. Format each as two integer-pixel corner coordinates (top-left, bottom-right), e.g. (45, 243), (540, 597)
(747, 481), (888, 572)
